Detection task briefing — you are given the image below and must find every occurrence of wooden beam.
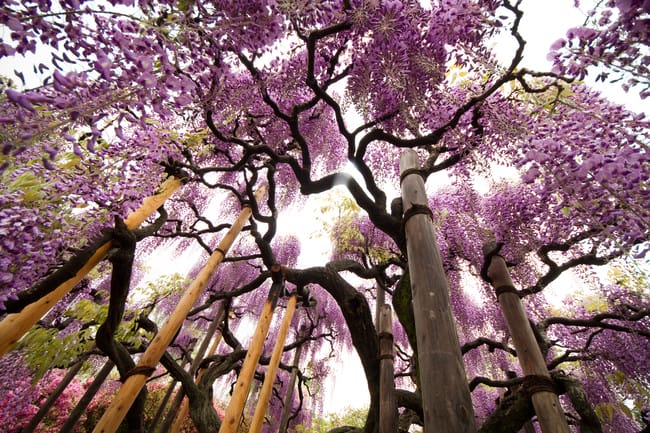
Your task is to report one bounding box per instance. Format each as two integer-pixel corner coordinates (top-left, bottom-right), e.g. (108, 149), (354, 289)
(249, 294), (297, 433)
(169, 323), (224, 433)
(92, 187), (265, 433)
(0, 176), (183, 357)
(278, 327), (307, 433)
(379, 304), (398, 433)
(167, 306), (226, 433)
(484, 248), (570, 433)
(217, 264), (284, 433)
(400, 150), (476, 433)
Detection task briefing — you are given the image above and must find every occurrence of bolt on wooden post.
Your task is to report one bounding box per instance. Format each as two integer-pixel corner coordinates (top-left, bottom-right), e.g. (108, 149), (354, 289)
(400, 149), (476, 433)
(483, 242), (570, 433)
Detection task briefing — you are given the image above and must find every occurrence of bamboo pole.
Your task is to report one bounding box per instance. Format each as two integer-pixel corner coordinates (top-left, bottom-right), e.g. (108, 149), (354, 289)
(399, 150), (476, 433)
(163, 306), (225, 433)
(59, 360), (115, 433)
(0, 176), (183, 357)
(217, 265), (285, 433)
(21, 357), (87, 433)
(278, 327), (307, 433)
(149, 381), (179, 433)
(168, 323), (224, 433)
(249, 294), (297, 433)
(378, 304), (398, 433)
(92, 187), (265, 433)
(483, 247), (570, 433)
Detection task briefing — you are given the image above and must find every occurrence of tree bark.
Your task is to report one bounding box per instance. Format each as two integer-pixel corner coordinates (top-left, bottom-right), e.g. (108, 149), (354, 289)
(477, 388), (535, 433)
(166, 306), (225, 433)
(94, 217), (147, 433)
(285, 264), (380, 433)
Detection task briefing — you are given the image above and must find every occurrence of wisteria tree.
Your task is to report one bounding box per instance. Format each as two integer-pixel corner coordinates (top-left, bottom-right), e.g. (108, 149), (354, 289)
(0, 1), (648, 433)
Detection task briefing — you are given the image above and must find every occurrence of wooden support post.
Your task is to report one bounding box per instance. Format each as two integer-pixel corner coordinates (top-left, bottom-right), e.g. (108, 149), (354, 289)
(375, 283), (385, 328)
(160, 306), (224, 433)
(0, 176), (183, 357)
(168, 314), (225, 433)
(484, 246), (570, 433)
(278, 327), (307, 433)
(21, 356), (87, 433)
(59, 360), (115, 433)
(217, 264), (285, 433)
(378, 305), (398, 433)
(400, 150), (476, 433)
(91, 187), (265, 433)
(249, 294), (297, 433)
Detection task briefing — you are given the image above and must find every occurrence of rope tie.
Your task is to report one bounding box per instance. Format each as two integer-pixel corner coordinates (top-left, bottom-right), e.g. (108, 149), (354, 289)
(522, 374), (557, 396)
(379, 353), (394, 361)
(399, 168), (425, 185)
(377, 331), (394, 341)
(402, 204), (433, 226)
(120, 366), (156, 383)
(402, 204), (434, 244)
(494, 285), (521, 298)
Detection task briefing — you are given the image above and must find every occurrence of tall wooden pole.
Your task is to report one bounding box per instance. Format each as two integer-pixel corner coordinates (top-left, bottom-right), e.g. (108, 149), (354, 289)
(278, 327), (307, 433)
(92, 187), (265, 433)
(0, 176), (183, 357)
(59, 360), (115, 433)
(378, 304), (398, 433)
(249, 294), (297, 433)
(399, 149), (476, 433)
(483, 244), (570, 433)
(217, 265), (285, 433)
(153, 335), (203, 433)
(168, 318), (224, 433)
(375, 283), (385, 328)
(20, 357), (87, 433)
(162, 305), (225, 433)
